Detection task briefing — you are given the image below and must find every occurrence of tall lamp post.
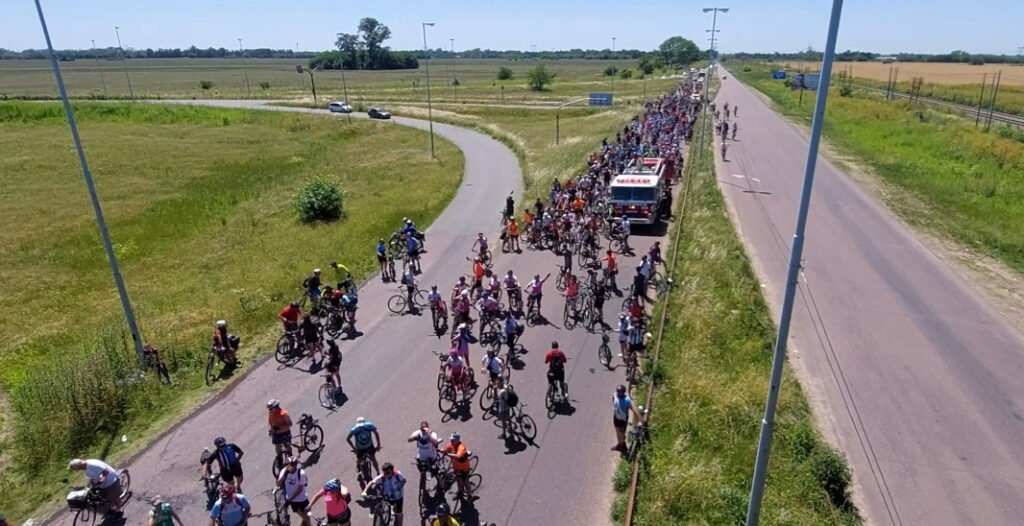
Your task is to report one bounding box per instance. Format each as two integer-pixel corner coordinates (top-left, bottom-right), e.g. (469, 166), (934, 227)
(744, 1), (846, 524)
(92, 39), (107, 97)
(113, 26), (134, 98)
(422, 22), (436, 158)
(238, 38), (252, 96)
(611, 36), (616, 104)
(697, 7), (728, 158)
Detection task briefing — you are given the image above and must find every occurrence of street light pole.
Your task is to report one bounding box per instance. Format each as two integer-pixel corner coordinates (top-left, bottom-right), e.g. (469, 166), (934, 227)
(335, 33), (353, 124)
(92, 39), (108, 97)
(450, 38), (456, 101)
(238, 38), (251, 97)
(37, 0), (146, 363)
(744, 1), (846, 524)
(611, 36), (616, 105)
(422, 22), (436, 158)
(698, 7), (728, 159)
(113, 25), (134, 98)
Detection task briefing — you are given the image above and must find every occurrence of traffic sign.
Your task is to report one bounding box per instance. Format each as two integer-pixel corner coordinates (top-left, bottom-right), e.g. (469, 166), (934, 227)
(772, 71), (787, 80)
(589, 92), (613, 106)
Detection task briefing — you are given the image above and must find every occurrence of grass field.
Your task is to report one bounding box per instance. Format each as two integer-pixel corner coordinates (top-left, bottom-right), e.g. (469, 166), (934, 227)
(733, 63), (1024, 275)
(774, 60), (1024, 116)
(0, 102), (462, 520)
(0, 57), (685, 105)
(614, 113), (859, 525)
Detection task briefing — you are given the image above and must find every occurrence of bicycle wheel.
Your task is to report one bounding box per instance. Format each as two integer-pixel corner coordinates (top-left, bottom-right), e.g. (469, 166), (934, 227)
(465, 473), (483, 495)
(469, 454), (479, 474)
(303, 424), (325, 452)
(118, 469), (131, 495)
(275, 335), (293, 364)
(598, 343), (613, 369)
(563, 302), (576, 330)
(414, 290), (429, 309)
(72, 507), (94, 526)
(274, 488), (292, 526)
(436, 369), (446, 391)
(621, 297), (634, 313)
(272, 453), (284, 479)
(556, 273), (566, 292)
(500, 362), (511, 383)
(318, 383), (336, 410)
(517, 413), (538, 441)
(545, 383), (556, 410)
(387, 294), (406, 314)
(205, 352), (216, 385)
(438, 385), (456, 413)
(479, 385), (494, 412)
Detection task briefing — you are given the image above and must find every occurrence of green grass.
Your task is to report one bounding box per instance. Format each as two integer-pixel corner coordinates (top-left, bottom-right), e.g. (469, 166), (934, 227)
(619, 114), (860, 525)
(733, 63), (1024, 274)
(851, 77), (1024, 117)
(0, 57), (685, 106)
(0, 101), (462, 521)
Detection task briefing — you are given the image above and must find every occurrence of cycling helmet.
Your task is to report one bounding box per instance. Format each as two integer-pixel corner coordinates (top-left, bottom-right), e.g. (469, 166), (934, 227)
(461, 290), (469, 298)
(486, 349), (496, 356)
(619, 312), (627, 319)
(214, 437), (227, 447)
(436, 503), (450, 516)
(431, 285), (438, 290)
(314, 268), (321, 273)
(290, 301), (300, 308)
(267, 399), (281, 409)
(220, 484), (236, 498)
(379, 238), (384, 243)
(506, 270), (513, 275)
(448, 348), (460, 358)
(616, 384), (627, 394)
(324, 478), (341, 492)
(356, 416), (366, 425)
(551, 341), (559, 349)
(450, 432), (461, 441)
(287, 456), (300, 465)
(216, 320), (227, 328)
(382, 462), (395, 472)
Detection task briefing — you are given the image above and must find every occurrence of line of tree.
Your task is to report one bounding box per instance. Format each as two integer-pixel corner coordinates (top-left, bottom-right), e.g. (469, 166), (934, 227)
(724, 49), (1024, 65)
(0, 47), (315, 61)
(309, 18), (418, 70)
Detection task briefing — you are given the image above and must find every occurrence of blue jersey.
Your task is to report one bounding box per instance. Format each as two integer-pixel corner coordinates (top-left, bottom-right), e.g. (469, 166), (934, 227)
(613, 395), (633, 421)
(376, 242), (387, 256)
(348, 422), (378, 450)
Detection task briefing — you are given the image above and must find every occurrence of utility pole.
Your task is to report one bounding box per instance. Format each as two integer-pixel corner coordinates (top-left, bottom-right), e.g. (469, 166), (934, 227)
(450, 38), (456, 101)
(113, 26), (134, 98)
(744, 1), (846, 524)
(422, 22), (437, 158)
(238, 38), (251, 96)
(976, 73), (988, 126)
(611, 36), (616, 105)
(37, 0), (146, 363)
(92, 39), (108, 97)
(985, 71), (1002, 132)
(698, 7), (728, 159)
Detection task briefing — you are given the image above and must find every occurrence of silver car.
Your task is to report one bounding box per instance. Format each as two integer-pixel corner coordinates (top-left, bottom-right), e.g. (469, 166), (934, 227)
(327, 101), (353, 113)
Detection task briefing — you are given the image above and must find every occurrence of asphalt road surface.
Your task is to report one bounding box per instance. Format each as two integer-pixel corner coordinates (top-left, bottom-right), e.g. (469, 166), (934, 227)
(713, 74), (1024, 525)
(49, 101), (666, 526)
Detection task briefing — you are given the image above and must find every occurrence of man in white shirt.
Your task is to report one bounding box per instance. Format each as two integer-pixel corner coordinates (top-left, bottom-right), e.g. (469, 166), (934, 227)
(276, 457), (311, 526)
(69, 458), (122, 513)
(407, 421), (441, 474)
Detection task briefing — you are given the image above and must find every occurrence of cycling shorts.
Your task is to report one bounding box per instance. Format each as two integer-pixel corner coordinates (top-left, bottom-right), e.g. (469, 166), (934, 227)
(272, 431), (292, 445)
(327, 509), (352, 524)
(547, 370), (565, 384)
(221, 462), (244, 481)
(377, 254), (387, 263)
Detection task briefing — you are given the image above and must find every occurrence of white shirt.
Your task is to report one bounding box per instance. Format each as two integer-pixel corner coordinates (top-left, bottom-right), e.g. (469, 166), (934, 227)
(482, 354), (504, 375)
(409, 430), (440, 460)
(84, 459), (118, 489)
(277, 468), (309, 503)
(527, 279), (543, 295)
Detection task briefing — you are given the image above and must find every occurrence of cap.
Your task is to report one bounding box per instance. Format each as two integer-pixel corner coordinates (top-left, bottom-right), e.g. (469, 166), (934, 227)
(216, 319), (227, 328)
(356, 416), (366, 425)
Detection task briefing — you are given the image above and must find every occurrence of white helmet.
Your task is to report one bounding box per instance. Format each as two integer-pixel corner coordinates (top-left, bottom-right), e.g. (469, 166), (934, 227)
(216, 320), (227, 328)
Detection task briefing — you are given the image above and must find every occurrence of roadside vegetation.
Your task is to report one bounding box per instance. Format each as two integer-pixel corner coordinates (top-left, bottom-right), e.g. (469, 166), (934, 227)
(732, 62), (1024, 274)
(616, 115), (859, 525)
(0, 102), (462, 519)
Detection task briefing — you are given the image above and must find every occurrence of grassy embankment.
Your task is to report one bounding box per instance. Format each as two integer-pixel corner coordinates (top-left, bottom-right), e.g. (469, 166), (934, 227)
(0, 102), (462, 520)
(0, 57), (683, 105)
(732, 63), (1024, 274)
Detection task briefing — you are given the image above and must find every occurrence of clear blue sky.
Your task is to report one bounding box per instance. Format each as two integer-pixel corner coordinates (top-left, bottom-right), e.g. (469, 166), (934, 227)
(4, 0), (1022, 55)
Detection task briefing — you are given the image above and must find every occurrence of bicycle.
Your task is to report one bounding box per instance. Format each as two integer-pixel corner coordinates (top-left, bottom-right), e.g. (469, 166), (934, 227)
(562, 294), (579, 330)
(544, 376), (568, 410)
(597, 332), (613, 369)
(65, 468), (132, 526)
(205, 342), (239, 386)
(525, 296), (543, 327)
(506, 287), (523, 313)
(555, 266), (568, 292)
(199, 448), (223, 509)
(364, 488), (397, 526)
(507, 403), (538, 442)
(624, 349), (640, 386)
(626, 409), (650, 462)
(274, 329), (304, 364)
(353, 447), (381, 490)
(387, 286), (428, 315)
(479, 367), (511, 411)
(142, 345), (171, 384)
(318, 373), (343, 409)
(430, 300), (449, 334)
(273, 487), (293, 526)
(438, 371), (472, 413)
(272, 414), (325, 478)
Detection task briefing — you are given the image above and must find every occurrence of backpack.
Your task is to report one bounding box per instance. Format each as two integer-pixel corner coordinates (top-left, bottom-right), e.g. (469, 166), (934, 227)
(505, 387), (519, 407)
(550, 353), (565, 371)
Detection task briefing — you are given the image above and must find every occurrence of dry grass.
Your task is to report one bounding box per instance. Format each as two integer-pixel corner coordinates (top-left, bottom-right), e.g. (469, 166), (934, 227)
(783, 61), (1024, 86)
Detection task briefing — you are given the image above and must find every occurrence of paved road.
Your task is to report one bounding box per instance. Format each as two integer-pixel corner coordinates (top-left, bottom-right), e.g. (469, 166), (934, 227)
(49, 101), (661, 526)
(713, 75), (1024, 525)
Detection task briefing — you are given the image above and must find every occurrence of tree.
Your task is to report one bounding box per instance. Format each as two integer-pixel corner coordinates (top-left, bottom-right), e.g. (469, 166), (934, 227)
(334, 32), (363, 69)
(526, 64), (556, 91)
(603, 65), (618, 76)
(497, 66), (514, 80)
(619, 69), (633, 79)
(358, 17), (392, 67)
(638, 56), (655, 75)
(658, 36), (701, 67)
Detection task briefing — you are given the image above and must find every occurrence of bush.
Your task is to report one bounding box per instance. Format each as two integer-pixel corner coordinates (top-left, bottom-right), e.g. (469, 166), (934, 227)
(839, 84), (854, 97)
(604, 65), (618, 76)
(293, 176), (345, 222)
(452, 78), (460, 86)
(497, 66), (514, 80)
(199, 80), (214, 90)
(742, 66), (752, 72)
(259, 81), (271, 90)
(619, 69), (634, 79)
(526, 64), (556, 91)
(810, 447), (853, 509)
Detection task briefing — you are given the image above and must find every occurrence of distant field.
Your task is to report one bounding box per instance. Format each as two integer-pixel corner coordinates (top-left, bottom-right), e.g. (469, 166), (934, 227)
(762, 60), (1024, 116)
(0, 57), (684, 105)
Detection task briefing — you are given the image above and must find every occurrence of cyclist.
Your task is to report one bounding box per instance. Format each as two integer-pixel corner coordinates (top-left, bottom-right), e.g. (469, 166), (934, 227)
(300, 313), (322, 361)
(481, 349), (504, 397)
(507, 217), (521, 252)
(613, 385), (642, 452)
(485, 269), (502, 300)
(544, 341), (568, 400)
(68, 458), (123, 514)
(732, 121), (738, 140)
(451, 323), (475, 363)
(647, 241), (664, 267)
(526, 273), (550, 313)
(200, 437), (245, 491)
(303, 268), (323, 304)
(212, 320), (239, 364)
(276, 457), (312, 526)
(631, 267), (647, 305)
(426, 285), (447, 322)
(451, 276), (469, 302)
(401, 265), (417, 302)
(279, 302), (302, 333)
(504, 191), (515, 221)
(615, 313), (630, 357)
(445, 347), (469, 392)
(495, 379), (515, 439)
(564, 272), (580, 319)
(329, 261), (355, 293)
(639, 256), (654, 292)
(267, 399), (294, 457)
(618, 216), (631, 253)
(475, 290), (501, 326)
(406, 231), (423, 267)
(502, 311), (520, 349)
(148, 495), (184, 526)
(325, 340), (343, 394)
(603, 250), (619, 290)
(340, 289), (358, 328)
(503, 270), (521, 310)
(362, 462), (407, 526)
(591, 273), (607, 329)
(307, 478), (352, 526)
(376, 238), (389, 279)
(452, 291), (472, 328)
(346, 417), (381, 477)
(207, 484), (251, 526)
(402, 218), (418, 238)
(441, 433), (474, 500)
(470, 257), (486, 297)
(431, 503), (460, 526)
(407, 421), (441, 475)
(472, 232), (489, 261)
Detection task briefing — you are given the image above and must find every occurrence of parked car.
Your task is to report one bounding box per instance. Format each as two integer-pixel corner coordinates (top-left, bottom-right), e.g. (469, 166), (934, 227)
(328, 101), (353, 113)
(368, 108), (392, 120)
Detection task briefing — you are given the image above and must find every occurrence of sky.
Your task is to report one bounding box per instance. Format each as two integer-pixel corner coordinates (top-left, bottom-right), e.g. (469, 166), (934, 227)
(3, 0), (1023, 55)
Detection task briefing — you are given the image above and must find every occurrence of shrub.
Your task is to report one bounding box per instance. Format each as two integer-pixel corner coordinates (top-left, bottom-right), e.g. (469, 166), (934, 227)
(452, 78), (460, 86)
(839, 84), (854, 97)
(259, 81), (271, 90)
(742, 66), (752, 72)
(810, 446), (853, 509)
(200, 80), (215, 90)
(293, 176), (344, 222)
(604, 65), (618, 76)
(497, 66), (514, 80)
(619, 69), (634, 79)
(526, 64), (556, 91)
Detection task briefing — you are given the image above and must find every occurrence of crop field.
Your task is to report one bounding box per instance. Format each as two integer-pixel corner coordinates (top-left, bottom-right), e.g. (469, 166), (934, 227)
(774, 60), (1024, 116)
(0, 101), (462, 517)
(0, 57), (684, 105)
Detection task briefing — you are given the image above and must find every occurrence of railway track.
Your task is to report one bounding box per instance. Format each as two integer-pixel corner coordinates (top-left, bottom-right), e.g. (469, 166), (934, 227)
(853, 83), (1024, 128)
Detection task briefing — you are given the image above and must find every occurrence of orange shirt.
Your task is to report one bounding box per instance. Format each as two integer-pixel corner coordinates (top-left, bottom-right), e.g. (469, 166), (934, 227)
(269, 408), (291, 433)
(444, 442), (471, 472)
(279, 305), (301, 322)
(523, 211), (534, 225)
(473, 262), (486, 280)
(508, 221), (520, 237)
(605, 253), (618, 272)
